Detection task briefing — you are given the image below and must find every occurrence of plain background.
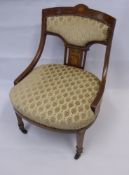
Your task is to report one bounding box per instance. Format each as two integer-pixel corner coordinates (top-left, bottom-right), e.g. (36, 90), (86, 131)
(0, 0), (129, 175)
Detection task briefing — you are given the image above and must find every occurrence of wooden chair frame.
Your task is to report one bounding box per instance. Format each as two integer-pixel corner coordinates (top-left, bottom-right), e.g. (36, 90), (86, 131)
(12, 4), (116, 159)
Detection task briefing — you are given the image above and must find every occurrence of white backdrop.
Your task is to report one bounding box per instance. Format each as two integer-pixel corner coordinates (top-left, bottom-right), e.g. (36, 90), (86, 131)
(0, 1), (129, 175)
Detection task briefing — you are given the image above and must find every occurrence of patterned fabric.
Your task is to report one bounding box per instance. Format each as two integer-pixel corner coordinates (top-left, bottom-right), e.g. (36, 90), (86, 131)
(10, 64), (100, 130)
(47, 15), (108, 46)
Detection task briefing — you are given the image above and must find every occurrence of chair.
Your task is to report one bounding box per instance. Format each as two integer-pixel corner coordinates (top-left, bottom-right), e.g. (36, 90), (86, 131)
(9, 4), (116, 159)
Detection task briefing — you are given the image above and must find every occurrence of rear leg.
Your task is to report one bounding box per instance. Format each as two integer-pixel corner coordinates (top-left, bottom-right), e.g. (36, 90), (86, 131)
(15, 112), (27, 134)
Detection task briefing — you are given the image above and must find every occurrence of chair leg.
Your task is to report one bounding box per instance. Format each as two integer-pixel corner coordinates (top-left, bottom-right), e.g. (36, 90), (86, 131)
(15, 112), (27, 134)
(74, 128), (86, 160)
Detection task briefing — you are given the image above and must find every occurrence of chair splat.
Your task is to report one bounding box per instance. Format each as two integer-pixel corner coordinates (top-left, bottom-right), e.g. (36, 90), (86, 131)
(64, 46), (89, 69)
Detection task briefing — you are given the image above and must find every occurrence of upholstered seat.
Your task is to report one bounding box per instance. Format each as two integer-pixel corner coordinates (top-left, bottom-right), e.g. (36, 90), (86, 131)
(10, 64), (100, 130)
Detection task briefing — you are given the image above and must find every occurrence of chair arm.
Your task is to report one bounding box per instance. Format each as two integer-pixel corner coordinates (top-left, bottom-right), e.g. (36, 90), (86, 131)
(91, 44), (111, 113)
(91, 77), (106, 113)
(91, 18), (116, 113)
(14, 34), (46, 85)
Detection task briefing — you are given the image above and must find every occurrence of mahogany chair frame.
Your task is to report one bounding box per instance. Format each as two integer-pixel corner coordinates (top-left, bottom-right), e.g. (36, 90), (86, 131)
(12, 4), (116, 159)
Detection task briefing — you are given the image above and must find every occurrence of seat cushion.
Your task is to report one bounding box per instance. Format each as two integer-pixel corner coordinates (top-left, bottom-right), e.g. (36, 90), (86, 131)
(10, 64), (100, 130)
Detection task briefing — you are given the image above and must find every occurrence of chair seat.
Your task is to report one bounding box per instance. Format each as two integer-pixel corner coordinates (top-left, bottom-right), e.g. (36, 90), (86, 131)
(10, 64), (100, 130)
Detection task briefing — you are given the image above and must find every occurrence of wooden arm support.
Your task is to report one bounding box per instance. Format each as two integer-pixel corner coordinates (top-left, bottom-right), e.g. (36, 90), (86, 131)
(14, 34), (46, 85)
(14, 11), (46, 85)
(91, 38), (113, 113)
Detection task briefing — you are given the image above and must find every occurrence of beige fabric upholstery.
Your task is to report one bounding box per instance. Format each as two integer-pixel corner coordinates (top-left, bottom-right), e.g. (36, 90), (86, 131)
(47, 15), (108, 46)
(10, 64), (100, 130)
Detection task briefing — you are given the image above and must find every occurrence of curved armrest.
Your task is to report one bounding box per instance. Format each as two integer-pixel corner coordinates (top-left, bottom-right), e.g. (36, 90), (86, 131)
(14, 11), (46, 85)
(91, 77), (106, 113)
(91, 41), (112, 113)
(14, 34), (46, 85)
(91, 16), (116, 113)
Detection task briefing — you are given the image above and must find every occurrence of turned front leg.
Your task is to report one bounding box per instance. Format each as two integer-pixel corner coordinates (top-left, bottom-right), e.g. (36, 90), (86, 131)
(74, 128), (86, 159)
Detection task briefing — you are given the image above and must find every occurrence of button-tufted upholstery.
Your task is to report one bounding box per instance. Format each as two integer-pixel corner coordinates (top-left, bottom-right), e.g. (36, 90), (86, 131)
(47, 15), (108, 46)
(10, 64), (100, 130)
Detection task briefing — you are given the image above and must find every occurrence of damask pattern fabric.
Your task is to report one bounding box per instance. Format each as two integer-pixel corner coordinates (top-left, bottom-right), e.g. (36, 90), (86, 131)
(47, 15), (108, 46)
(10, 64), (100, 130)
